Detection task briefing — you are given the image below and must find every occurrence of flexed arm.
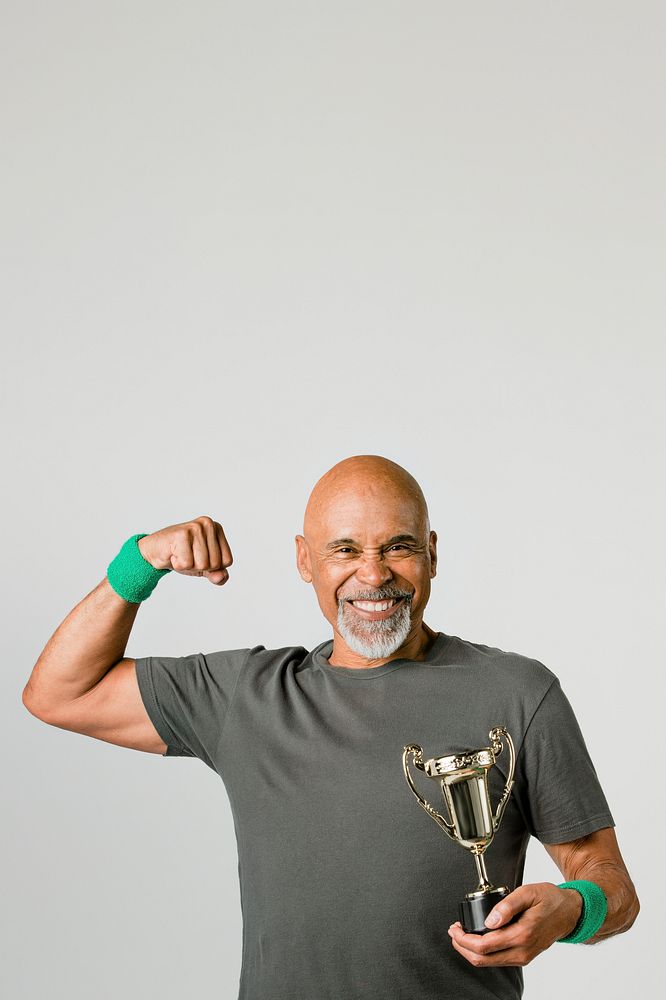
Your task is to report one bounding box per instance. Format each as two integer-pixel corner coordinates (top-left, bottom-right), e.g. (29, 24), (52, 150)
(22, 516), (233, 753)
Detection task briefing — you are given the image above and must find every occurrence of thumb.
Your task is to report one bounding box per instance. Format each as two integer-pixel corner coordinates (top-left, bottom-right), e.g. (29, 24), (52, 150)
(484, 885), (539, 929)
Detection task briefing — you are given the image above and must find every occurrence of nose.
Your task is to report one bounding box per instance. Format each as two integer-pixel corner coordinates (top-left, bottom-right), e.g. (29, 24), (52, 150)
(354, 554), (394, 589)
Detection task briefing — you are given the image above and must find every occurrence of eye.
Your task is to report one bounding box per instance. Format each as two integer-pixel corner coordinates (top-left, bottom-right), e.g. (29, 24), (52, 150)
(387, 544), (408, 551)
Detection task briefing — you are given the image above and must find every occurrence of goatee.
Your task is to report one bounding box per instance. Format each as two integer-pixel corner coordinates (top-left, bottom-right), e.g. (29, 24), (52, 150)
(336, 591), (413, 659)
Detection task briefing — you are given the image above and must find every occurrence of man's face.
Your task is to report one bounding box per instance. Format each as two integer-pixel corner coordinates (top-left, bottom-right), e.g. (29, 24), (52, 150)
(296, 486), (437, 659)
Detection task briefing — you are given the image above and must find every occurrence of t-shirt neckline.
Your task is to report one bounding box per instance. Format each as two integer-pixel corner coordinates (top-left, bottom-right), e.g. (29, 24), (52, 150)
(312, 631), (448, 678)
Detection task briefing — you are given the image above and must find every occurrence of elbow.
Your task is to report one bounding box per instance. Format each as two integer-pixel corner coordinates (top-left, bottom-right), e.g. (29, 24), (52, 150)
(618, 875), (641, 935)
(22, 682), (52, 723)
(22, 684), (41, 719)
(624, 889), (641, 932)
(597, 884), (641, 942)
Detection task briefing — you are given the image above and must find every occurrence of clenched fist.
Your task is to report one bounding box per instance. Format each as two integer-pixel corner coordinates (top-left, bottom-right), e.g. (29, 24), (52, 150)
(138, 516), (233, 586)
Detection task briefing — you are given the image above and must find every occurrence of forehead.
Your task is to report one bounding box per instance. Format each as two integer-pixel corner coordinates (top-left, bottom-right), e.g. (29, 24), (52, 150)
(312, 488), (424, 542)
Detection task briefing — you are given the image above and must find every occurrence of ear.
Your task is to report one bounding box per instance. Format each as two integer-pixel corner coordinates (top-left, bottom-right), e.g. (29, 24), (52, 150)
(295, 535), (313, 583)
(429, 530), (438, 578)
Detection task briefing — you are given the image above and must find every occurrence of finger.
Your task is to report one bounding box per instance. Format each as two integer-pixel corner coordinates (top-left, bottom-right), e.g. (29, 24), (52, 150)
(199, 520), (228, 585)
(171, 529), (197, 572)
(190, 522), (210, 572)
(485, 885), (539, 929)
(203, 518), (224, 571)
(448, 929), (528, 968)
(216, 522), (233, 568)
(448, 920), (524, 957)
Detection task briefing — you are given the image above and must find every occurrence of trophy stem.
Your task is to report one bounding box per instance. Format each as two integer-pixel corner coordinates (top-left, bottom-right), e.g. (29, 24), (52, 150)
(461, 849), (510, 933)
(472, 850), (492, 892)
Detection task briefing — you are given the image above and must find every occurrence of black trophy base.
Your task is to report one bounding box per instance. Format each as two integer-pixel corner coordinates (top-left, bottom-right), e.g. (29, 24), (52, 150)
(459, 886), (510, 934)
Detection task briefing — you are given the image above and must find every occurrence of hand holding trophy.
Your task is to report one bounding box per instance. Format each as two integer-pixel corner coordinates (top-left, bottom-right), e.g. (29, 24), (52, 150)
(402, 727), (516, 934)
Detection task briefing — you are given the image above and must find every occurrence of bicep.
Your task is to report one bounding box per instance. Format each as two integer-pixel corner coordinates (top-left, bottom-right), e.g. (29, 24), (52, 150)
(33, 658), (168, 755)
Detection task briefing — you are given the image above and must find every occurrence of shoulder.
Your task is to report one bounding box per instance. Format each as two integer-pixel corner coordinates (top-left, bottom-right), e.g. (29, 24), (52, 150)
(443, 632), (558, 692)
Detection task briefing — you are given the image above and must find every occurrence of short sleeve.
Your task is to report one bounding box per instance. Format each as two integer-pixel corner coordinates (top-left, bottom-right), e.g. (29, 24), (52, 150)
(512, 678), (615, 843)
(135, 648), (250, 771)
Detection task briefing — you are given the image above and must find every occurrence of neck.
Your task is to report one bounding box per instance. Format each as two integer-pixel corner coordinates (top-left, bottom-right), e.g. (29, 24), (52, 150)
(328, 621), (439, 669)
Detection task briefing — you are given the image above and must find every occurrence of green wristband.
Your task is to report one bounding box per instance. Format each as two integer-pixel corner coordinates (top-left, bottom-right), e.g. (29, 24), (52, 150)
(107, 533), (171, 604)
(557, 880), (608, 943)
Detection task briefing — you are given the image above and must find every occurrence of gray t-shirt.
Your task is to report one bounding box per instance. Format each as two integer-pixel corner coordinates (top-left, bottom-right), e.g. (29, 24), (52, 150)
(135, 631), (614, 1000)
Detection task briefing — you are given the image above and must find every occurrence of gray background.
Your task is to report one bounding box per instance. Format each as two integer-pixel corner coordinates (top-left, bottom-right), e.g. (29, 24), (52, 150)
(2, 1), (662, 997)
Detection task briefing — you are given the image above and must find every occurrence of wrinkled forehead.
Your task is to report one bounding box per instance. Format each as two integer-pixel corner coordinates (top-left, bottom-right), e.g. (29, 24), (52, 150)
(305, 485), (427, 544)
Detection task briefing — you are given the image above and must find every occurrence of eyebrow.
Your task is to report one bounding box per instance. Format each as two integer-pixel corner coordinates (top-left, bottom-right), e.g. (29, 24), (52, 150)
(325, 534), (421, 550)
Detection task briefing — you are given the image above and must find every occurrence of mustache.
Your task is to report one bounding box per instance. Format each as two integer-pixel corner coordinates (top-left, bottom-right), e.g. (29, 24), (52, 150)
(338, 588), (412, 603)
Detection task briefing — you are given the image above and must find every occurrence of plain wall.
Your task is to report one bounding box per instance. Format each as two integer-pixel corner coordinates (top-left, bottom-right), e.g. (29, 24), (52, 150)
(2, 2), (662, 997)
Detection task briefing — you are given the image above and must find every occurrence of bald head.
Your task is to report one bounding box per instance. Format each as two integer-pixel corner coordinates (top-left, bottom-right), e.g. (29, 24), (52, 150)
(303, 455), (430, 541)
(295, 455), (437, 662)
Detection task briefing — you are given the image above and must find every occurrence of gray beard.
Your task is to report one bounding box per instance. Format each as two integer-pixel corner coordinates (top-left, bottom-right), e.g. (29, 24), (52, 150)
(336, 594), (413, 659)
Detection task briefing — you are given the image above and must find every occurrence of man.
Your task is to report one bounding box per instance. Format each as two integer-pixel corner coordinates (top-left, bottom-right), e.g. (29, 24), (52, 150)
(23, 454), (638, 1000)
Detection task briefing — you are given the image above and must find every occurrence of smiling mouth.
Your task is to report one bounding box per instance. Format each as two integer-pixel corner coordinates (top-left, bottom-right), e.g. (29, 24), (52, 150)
(342, 596), (409, 619)
(348, 598), (401, 612)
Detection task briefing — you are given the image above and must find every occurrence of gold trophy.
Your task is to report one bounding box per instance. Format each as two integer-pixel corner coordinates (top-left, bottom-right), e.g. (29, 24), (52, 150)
(402, 727), (516, 933)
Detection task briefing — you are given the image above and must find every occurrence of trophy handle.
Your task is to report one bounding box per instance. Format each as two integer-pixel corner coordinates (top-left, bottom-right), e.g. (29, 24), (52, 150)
(489, 727), (516, 831)
(402, 744), (456, 841)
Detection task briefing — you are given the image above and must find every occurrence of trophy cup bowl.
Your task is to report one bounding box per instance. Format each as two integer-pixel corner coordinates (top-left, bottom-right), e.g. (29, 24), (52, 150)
(402, 727), (516, 934)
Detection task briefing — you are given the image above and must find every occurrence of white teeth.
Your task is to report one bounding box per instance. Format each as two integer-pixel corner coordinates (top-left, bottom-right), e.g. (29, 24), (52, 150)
(351, 599), (397, 612)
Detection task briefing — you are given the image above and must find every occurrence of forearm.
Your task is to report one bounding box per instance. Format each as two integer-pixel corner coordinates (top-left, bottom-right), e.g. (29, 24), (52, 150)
(23, 577), (140, 717)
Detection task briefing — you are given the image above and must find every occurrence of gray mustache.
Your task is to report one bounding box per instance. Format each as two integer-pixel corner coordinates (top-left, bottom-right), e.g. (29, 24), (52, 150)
(340, 591), (412, 603)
